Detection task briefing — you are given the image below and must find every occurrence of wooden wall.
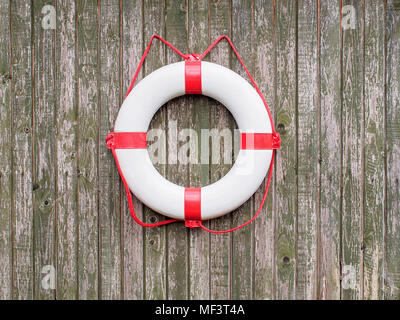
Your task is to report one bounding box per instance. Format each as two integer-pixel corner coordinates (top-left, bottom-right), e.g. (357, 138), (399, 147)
(0, 0), (399, 300)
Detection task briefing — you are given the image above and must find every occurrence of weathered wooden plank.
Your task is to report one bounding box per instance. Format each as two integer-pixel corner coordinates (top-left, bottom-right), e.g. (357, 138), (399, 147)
(0, 0), (394, 301)
(296, 0), (319, 300)
(143, 0), (168, 300)
(275, 0), (297, 300)
(11, 0), (34, 300)
(341, 0), (364, 300)
(0, 0), (12, 301)
(208, 0), (232, 300)
(318, 0), (341, 300)
(385, 0), (400, 300)
(187, 0), (210, 300)
(32, 0), (56, 300)
(363, 0), (385, 300)
(253, 0), (276, 300)
(99, 0), (122, 300)
(165, 0), (189, 300)
(121, 0), (144, 300)
(77, 0), (99, 299)
(231, 0), (254, 300)
(55, 0), (78, 300)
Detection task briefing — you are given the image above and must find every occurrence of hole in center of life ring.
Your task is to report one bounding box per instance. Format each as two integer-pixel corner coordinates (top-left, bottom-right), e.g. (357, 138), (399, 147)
(147, 95), (239, 188)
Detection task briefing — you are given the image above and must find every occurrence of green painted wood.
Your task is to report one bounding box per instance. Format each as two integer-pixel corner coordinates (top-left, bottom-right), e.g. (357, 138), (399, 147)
(187, 0), (210, 300)
(55, 0), (78, 300)
(99, 0), (122, 300)
(11, 0), (34, 300)
(275, 0), (297, 300)
(253, 0), (276, 300)
(363, 0), (385, 300)
(76, 0), (99, 300)
(296, 0), (319, 300)
(121, 0), (144, 300)
(341, 0), (364, 300)
(208, 0), (232, 300)
(164, 0), (189, 300)
(0, 0), (12, 301)
(231, 0), (254, 300)
(1, 0), (397, 301)
(33, 0), (56, 300)
(143, 0), (168, 300)
(318, 0), (341, 300)
(385, 0), (400, 300)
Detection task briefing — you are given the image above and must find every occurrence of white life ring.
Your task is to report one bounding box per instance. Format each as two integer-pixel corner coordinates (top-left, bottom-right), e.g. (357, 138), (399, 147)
(112, 60), (275, 221)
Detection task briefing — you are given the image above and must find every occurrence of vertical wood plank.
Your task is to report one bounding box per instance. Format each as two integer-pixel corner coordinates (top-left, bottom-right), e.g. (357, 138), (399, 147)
(319, 0), (341, 300)
(208, 0), (232, 300)
(296, 0), (318, 300)
(33, 0), (56, 300)
(55, 0), (78, 300)
(99, 0), (122, 300)
(187, 0), (210, 300)
(0, 0), (12, 301)
(143, 0), (167, 300)
(363, 0), (385, 300)
(77, 0), (99, 299)
(253, 0), (276, 300)
(231, 0), (254, 300)
(11, 0), (34, 300)
(275, 0), (297, 300)
(385, 0), (400, 300)
(121, 0), (144, 300)
(164, 0), (188, 300)
(341, 0), (364, 300)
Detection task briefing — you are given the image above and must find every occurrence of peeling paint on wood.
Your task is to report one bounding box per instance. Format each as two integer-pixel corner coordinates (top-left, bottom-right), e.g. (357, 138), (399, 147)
(55, 0), (78, 300)
(121, 0), (144, 301)
(11, 0), (34, 300)
(319, 0), (341, 300)
(0, 0), (12, 301)
(0, 0), (396, 300)
(341, 0), (364, 300)
(254, 0), (276, 301)
(385, 0), (400, 300)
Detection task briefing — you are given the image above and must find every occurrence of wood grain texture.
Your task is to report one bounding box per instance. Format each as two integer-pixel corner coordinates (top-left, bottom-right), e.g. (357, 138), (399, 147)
(363, 0), (385, 300)
(143, 0), (167, 300)
(33, 0), (56, 300)
(341, 0), (364, 300)
(231, 0), (254, 300)
(385, 0), (400, 300)
(55, 0), (78, 300)
(11, 0), (34, 300)
(121, 0), (144, 300)
(253, 0), (276, 300)
(99, 0), (122, 300)
(296, 0), (319, 300)
(76, 0), (99, 299)
(319, 0), (341, 300)
(208, 0), (232, 300)
(0, 0), (12, 301)
(187, 0), (210, 300)
(275, 0), (297, 300)
(165, 0), (189, 300)
(0, 0), (397, 301)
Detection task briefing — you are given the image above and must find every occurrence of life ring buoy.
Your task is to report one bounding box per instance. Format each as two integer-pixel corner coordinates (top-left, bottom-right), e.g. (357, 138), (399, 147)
(106, 35), (280, 231)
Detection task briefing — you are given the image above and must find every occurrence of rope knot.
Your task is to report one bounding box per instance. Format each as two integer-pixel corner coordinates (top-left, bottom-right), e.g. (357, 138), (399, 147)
(272, 132), (281, 149)
(106, 132), (115, 149)
(184, 53), (201, 61)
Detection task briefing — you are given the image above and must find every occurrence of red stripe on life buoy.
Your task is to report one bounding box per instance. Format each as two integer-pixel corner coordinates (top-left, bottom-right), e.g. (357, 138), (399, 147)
(185, 54), (202, 94)
(184, 188), (201, 228)
(106, 132), (147, 149)
(240, 132), (281, 150)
